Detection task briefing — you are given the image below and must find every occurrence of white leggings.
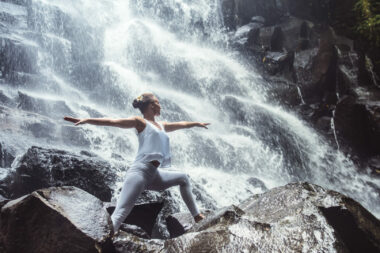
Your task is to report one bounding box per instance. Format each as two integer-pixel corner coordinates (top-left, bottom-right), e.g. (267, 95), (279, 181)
(111, 161), (200, 231)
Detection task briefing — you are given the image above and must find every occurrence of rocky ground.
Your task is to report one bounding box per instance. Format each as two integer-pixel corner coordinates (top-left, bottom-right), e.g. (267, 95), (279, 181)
(1, 153), (380, 252)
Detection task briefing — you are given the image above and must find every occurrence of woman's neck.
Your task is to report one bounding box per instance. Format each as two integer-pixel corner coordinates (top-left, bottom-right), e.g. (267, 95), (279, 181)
(143, 115), (155, 122)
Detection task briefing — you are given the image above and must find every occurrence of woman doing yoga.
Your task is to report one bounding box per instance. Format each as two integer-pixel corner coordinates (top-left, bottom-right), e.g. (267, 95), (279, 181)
(64, 92), (207, 232)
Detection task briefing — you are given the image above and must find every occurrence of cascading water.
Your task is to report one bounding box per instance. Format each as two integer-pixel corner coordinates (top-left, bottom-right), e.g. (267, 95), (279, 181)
(1, 0), (379, 218)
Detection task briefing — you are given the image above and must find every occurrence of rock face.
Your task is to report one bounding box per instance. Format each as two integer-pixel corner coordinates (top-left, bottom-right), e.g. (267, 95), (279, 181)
(0, 186), (114, 253)
(0, 146), (120, 201)
(223, 0), (380, 165)
(0, 142), (15, 168)
(113, 182), (380, 252)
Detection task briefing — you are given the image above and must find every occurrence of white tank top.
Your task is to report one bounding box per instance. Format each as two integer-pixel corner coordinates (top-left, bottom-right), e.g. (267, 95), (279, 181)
(134, 120), (171, 168)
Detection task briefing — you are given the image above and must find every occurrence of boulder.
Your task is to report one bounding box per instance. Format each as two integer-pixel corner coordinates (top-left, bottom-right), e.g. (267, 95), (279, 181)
(0, 146), (119, 201)
(246, 177), (267, 191)
(107, 189), (181, 239)
(0, 90), (15, 107)
(16, 91), (75, 119)
(368, 156), (380, 176)
(166, 212), (195, 238)
(119, 224), (150, 239)
(0, 1), (27, 29)
(0, 142), (16, 168)
(112, 230), (164, 253)
(0, 36), (38, 79)
(60, 125), (91, 147)
(334, 95), (380, 158)
(105, 200), (164, 239)
(221, 0), (329, 30)
(0, 194), (8, 209)
(0, 186), (114, 253)
(114, 182), (380, 252)
(163, 182), (380, 252)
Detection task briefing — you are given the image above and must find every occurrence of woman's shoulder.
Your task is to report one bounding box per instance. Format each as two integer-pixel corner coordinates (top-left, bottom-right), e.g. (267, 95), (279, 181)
(135, 116), (147, 134)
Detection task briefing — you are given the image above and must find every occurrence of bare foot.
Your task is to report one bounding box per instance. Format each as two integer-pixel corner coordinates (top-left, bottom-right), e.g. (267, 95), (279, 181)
(194, 213), (205, 223)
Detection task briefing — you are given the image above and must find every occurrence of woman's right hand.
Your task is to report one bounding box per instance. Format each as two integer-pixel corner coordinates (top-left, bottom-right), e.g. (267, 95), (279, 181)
(63, 116), (87, 126)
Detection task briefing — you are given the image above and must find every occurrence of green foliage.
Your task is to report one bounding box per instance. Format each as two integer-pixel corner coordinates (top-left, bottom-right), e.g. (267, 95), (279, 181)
(354, 0), (380, 46)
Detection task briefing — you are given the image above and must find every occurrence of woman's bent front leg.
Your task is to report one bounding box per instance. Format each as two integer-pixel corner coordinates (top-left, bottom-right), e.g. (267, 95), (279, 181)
(111, 172), (147, 232)
(146, 169), (200, 217)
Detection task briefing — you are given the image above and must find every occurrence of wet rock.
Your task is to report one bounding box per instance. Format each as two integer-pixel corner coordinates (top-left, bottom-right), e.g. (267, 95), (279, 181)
(251, 16), (265, 24)
(0, 90), (15, 107)
(335, 43), (360, 97)
(310, 29), (337, 98)
(119, 224), (150, 239)
(21, 121), (57, 139)
(106, 201), (164, 238)
(334, 96), (380, 158)
(24, 31), (73, 75)
(368, 156), (380, 176)
(112, 231), (164, 253)
(60, 125), (91, 147)
(262, 51), (294, 76)
(239, 182), (380, 252)
(113, 183), (380, 252)
(0, 146), (118, 201)
(315, 116), (332, 133)
(247, 177), (267, 191)
(149, 190), (181, 239)
(0, 142), (16, 168)
(293, 28), (338, 104)
(0, 36), (38, 79)
(222, 0), (329, 29)
(80, 105), (104, 118)
(0, 194), (9, 209)
(166, 209), (219, 239)
(1, 0), (28, 6)
(191, 179), (218, 210)
(106, 189), (180, 239)
(0, 186), (114, 253)
(231, 17), (265, 46)
(16, 91), (75, 119)
(0, 1), (27, 28)
(166, 212), (194, 238)
(265, 77), (302, 108)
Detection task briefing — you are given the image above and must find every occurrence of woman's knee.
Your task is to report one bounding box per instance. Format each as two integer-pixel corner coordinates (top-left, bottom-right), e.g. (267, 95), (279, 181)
(179, 173), (191, 186)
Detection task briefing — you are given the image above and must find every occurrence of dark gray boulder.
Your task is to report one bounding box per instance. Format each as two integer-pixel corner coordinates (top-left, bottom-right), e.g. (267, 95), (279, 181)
(334, 95), (380, 159)
(0, 186), (114, 253)
(114, 182), (380, 252)
(0, 36), (38, 79)
(0, 194), (8, 209)
(0, 142), (16, 168)
(0, 90), (16, 107)
(106, 189), (181, 239)
(247, 177), (267, 191)
(0, 146), (120, 201)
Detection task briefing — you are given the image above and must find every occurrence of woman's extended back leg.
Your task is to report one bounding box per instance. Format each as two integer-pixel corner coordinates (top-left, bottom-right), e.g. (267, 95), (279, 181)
(146, 169), (200, 217)
(111, 172), (147, 232)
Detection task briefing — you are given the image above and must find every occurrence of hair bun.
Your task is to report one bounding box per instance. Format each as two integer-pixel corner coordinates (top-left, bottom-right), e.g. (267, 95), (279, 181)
(132, 99), (141, 109)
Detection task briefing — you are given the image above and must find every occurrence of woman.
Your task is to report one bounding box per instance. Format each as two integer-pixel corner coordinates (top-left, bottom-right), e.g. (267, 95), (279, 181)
(64, 92), (208, 233)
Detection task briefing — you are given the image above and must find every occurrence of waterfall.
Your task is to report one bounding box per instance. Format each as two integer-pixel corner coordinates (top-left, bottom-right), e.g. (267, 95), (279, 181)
(1, 0), (379, 218)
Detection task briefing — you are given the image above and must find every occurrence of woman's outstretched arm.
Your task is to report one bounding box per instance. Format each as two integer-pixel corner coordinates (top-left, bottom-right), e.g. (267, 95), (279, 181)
(63, 116), (145, 130)
(162, 121), (210, 132)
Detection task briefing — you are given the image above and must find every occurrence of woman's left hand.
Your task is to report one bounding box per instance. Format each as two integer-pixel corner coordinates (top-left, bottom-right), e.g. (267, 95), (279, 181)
(198, 123), (210, 129)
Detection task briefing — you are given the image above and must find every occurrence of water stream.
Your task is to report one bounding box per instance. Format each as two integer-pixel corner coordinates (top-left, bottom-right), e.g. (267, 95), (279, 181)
(1, 0), (379, 217)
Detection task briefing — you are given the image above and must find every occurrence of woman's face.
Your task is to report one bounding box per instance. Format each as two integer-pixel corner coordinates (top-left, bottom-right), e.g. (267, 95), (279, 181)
(150, 96), (161, 116)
